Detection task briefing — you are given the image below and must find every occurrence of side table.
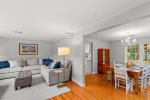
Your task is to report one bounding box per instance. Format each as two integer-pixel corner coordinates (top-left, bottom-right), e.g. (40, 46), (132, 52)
(54, 70), (63, 83)
(54, 70), (65, 88)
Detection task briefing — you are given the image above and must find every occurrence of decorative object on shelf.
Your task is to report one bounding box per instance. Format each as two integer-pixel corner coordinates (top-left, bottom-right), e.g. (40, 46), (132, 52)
(121, 32), (136, 47)
(58, 47), (70, 66)
(19, 43), (38, 55)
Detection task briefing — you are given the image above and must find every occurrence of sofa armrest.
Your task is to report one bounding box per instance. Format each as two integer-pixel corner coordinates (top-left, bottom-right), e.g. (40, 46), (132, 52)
(41, 66), (65, 85)
(64, 63), (72, 81)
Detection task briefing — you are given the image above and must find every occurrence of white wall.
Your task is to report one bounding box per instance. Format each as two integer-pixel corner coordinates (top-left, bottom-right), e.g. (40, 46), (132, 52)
(110, 36), (150, 65)
(52, 33), (85, 87)
(109, 41), (125, 66)
(0, 37), (53, 59)
(83, 36), (109, 74)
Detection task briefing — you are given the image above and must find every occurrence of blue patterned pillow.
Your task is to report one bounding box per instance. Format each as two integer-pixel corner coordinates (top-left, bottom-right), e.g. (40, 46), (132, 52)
(0, 61), (10, 69)
(42, 59), (53, 66)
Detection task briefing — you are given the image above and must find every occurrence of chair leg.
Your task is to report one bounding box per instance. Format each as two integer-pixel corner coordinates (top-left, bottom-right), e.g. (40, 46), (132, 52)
(115, 78), (117, 89)
(144, 78), (147, 89)
(130, 79), (133, 91)
(126, 80), (128, 94)
(141, 82), (143, 92)
(148, 77), (150, 86)
(117, 79), (119, 87)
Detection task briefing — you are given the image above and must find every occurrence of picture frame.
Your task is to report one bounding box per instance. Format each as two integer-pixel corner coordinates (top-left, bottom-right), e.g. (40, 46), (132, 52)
(19, 43), (38, 55)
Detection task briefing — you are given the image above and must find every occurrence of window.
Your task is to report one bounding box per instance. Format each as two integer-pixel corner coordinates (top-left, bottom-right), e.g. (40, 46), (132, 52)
(144, 43), (150, 64)
(127, 44), (139, 65)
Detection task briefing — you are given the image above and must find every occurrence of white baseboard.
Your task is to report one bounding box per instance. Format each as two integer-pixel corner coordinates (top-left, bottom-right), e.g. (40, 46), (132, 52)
(71, 79), (86, 87)
(92, 72), (98, 74)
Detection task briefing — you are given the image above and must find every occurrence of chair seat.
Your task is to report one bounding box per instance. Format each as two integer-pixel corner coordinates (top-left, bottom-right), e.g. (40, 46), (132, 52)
(114, 66), (133, 94)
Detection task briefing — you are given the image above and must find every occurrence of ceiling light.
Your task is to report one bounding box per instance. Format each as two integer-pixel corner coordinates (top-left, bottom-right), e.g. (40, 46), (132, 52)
(64, 32), (74, 35)
(13, 31), (23, 34)
(121, 32), (137, 47)
(133, 38), (136, 43)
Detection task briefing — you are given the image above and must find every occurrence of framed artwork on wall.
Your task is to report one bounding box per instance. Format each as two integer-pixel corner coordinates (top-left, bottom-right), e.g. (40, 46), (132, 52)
(19, 43), (38, 55)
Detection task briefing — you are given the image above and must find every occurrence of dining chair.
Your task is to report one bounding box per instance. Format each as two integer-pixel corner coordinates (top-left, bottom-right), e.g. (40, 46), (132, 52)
(114, 61), (125, 67)
(114, 66), (133, 94)
(147, 65), (150, 86)
(138, 66), (149, 92)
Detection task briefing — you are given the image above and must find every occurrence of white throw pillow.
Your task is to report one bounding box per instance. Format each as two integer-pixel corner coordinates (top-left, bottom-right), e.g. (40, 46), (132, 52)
(9, 60), (22, 68)
(26, 58), (39, 66)
(39, 57), (49, 65)
(50, 61), (57, 69)
(39, 58), (43, 65)
(48, 62), (53, 69)
(64, 60), (70, 68)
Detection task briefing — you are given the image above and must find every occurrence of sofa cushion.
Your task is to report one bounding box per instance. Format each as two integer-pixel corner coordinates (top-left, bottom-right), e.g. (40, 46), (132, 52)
(39, 58), (43, 65)
(39, 57), (49, 65)
(42, 59), (53, 66)
(51, 61), (61, 69)
(64, 60), (71, 68)
(0, 67), (22, 74)
(22, 60), (27, 67)
(0, 61), (10, 69)
(26, 58), (39, 66)
(22, 65), (41, 71)
(8, 60), (22, 68)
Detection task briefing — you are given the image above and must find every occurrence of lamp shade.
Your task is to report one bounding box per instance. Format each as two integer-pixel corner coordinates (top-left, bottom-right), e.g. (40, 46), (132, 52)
(58, 47), (70, 56)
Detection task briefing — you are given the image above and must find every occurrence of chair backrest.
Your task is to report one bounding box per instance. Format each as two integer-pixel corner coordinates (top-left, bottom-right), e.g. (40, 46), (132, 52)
(147, 65), (150, 76)
(114, 67), (128, 79)
(142, 66), (149, 78)
(114, 61), (125, 68)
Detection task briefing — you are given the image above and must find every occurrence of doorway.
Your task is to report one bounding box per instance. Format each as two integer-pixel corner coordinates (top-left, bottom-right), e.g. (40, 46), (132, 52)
(84, 42), (93, 74)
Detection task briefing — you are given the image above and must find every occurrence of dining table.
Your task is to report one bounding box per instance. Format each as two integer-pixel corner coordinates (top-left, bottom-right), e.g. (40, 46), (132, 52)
(110, 66), (143, 94)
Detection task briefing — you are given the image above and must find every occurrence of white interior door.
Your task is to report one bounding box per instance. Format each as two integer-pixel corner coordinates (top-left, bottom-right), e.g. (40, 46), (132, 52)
(84, 43), (92, 74)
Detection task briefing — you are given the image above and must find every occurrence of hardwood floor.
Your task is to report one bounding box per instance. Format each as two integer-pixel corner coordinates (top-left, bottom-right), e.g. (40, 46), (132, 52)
(49, 74), (150, 100)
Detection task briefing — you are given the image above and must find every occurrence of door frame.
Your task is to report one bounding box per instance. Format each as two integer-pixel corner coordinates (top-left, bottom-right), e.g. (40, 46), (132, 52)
(84, 42), (93, 74)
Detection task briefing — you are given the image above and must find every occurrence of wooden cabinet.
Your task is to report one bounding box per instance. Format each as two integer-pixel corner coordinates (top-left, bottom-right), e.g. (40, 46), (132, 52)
(98, 48), (110, 74)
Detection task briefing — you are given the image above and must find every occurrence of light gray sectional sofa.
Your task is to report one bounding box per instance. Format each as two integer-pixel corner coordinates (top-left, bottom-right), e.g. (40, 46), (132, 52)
(0, 58), (42, 79)
(0, 66), (22, 79)
(0, 58), (72, 86)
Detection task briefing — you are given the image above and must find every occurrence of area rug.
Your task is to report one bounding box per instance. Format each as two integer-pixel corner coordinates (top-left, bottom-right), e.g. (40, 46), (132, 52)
(0, 74), (70, 100)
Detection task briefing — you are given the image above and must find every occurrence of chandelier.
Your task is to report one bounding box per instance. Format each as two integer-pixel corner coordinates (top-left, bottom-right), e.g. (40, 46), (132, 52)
(121, 32), (136, 47)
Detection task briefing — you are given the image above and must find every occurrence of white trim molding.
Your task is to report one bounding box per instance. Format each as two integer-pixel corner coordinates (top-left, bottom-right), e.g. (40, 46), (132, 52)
(92, 72), (98, 74)
(72, 79), (86, 87)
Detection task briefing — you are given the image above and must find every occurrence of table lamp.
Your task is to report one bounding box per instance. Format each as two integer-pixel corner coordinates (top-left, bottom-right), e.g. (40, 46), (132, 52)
(58, 47), (70, 66)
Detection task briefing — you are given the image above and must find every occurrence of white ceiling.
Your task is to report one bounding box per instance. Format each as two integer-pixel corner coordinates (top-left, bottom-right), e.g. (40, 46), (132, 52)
(86, 17), (150, 41)
(0, 0), (150, 42)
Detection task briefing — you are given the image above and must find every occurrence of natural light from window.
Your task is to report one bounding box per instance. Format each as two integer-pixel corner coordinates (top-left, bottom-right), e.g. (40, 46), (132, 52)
(144, 43), (150, 64)
(127, 44), (139, 65)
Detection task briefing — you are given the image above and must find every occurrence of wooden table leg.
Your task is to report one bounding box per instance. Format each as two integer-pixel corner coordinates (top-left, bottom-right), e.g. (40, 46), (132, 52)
(135, 78), (138, 94)
(111, 69), (114, 85)
(111, 73), (114, 85)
